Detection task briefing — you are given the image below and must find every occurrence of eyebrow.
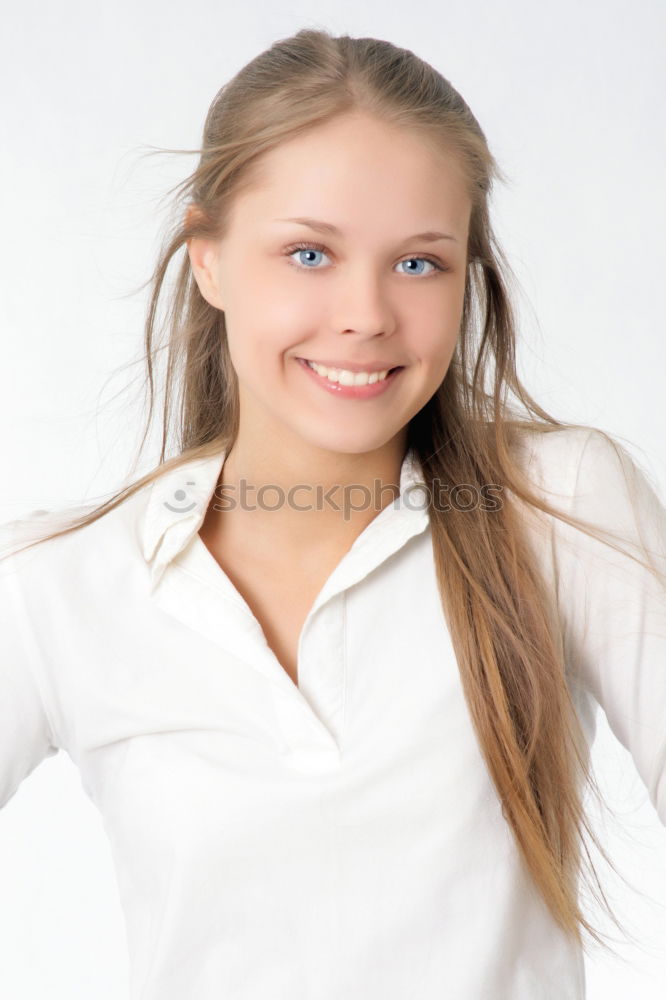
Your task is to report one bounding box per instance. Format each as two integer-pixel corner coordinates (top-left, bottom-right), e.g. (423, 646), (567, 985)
(273, 216), (458, 244)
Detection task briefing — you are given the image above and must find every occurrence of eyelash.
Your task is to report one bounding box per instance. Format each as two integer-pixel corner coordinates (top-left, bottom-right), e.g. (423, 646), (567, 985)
(283, 240), (450, 276)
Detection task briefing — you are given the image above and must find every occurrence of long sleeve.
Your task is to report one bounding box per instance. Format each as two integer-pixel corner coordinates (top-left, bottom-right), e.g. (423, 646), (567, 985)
(551, 429), (666, 825)
(0, 523), (59, 811)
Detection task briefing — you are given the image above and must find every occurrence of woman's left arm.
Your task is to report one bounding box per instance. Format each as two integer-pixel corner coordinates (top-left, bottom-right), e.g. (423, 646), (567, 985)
(550, 429), (666, 826)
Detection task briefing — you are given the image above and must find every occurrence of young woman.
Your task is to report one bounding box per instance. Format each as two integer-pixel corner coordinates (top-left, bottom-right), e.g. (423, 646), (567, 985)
(1, 28), (664, 1000)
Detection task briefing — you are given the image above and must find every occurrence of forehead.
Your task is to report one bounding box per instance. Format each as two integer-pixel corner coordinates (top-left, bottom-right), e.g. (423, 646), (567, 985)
(226, 114), (471, 239)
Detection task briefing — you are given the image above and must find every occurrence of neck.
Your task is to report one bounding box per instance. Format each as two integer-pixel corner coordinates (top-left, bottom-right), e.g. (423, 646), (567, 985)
(202, 428), (409, 558)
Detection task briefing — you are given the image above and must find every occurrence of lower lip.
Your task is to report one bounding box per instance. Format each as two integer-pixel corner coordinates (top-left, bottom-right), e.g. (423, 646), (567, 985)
(296, 358), (404, 398)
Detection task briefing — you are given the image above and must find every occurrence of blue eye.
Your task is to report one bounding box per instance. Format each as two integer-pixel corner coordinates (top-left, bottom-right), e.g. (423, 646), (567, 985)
(284, 241), (448, 276)
(396, 258), (439, 276)
(288, 245), (328, 268)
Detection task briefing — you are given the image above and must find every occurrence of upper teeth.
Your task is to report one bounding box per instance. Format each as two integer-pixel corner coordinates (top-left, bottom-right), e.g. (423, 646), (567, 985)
(305, 360), (393, 385)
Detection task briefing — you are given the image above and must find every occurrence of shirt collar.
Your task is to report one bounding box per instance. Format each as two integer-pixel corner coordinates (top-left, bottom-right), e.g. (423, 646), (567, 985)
(140, 443), (429, 592)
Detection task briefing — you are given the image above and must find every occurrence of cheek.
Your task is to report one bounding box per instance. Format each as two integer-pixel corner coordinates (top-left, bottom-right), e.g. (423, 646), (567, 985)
(411, 314), (459, 360)
(408, 327), (458, 395)
(247, 267), (321, 328)
(224, 312), (305, 377)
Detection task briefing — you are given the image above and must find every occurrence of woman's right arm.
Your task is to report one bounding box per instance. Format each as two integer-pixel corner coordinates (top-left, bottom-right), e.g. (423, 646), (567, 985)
(0, 525), (60, 811)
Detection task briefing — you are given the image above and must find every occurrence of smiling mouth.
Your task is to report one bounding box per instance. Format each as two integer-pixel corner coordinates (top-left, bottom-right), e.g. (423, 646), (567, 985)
(297, 358), (404, 375)
(295, 356), (406, 396)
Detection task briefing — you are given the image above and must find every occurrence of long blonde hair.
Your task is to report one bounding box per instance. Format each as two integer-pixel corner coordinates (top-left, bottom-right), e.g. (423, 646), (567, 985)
(4, 28), (664, 958)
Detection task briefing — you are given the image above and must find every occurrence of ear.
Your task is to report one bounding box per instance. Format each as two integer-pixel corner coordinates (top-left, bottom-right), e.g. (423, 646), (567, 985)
(184, 206), (225, 310)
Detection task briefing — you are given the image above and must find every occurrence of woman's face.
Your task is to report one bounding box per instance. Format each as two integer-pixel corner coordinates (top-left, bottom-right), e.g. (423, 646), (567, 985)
(188, 111), (472, 458)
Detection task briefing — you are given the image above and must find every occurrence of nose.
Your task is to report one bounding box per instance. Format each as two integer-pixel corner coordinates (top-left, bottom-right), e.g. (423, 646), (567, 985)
(333, 266), (397, 339)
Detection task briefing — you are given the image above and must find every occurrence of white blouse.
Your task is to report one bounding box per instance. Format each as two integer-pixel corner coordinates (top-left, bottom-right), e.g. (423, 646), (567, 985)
(1, 426), (664, 1000)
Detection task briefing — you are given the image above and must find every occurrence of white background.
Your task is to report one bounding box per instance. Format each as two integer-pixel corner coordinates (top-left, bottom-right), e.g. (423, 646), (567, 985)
(0, 1), (665, 996)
